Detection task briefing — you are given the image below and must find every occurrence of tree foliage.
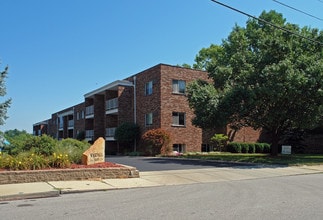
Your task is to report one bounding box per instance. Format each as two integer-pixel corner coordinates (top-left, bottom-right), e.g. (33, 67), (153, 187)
(187, 10), (323, 155)
(210, 134), (229, 152)
(0, 65), (11, 126)
(114, 122), (140, 143)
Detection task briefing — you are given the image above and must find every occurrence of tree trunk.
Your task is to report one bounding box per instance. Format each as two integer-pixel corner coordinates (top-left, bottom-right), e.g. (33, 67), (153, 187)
(271, 133), (280, 156)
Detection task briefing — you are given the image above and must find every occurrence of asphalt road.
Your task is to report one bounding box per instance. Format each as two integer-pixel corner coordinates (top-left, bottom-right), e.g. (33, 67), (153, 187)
(106, 156), (259, 171)
(1, 173), (322, 220)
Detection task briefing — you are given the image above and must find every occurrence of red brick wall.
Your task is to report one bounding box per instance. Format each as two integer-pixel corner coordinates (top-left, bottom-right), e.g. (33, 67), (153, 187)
(133, 65), (162, 133)
(159, 65), (209, 152)
(118, 85), (134, 124)
(47, 114), (58, 138)
(303, 134), (323, 153)
(227, 127), (261, 143)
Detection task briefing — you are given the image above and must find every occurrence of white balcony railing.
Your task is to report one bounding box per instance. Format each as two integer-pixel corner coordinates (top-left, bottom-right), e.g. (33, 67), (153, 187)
(85, 105), (94, 118)
(106, 98), (118, 115)
(106, 127), (116, 137)
(68, 120), (74, 128)
(85, 130), (94, 140)
(59, 123), (63, 130)
(106, 98), (118, 110)
(105, 127), (116, 141)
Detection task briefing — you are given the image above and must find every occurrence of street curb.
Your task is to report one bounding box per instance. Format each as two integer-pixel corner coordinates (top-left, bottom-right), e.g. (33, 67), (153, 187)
(0, 190), (60, 201)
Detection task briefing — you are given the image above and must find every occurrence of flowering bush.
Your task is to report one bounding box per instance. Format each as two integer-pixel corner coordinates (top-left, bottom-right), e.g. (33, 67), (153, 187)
(27, 153), (49, 170)
(141, 129), (172, 156)
(49, 152), (71, 168)
(0, 151), (49, 170)
(0, 137), (89, 170)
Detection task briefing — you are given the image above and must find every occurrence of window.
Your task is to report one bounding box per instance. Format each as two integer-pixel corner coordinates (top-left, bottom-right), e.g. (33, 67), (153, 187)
(76, 112), (80, 120)
(145, 81), (153, 95)
(145, 113), (153, 126)
(172, 80), (186, 94)
(173, 144), (186, 153)
(172, 112), (185, 126)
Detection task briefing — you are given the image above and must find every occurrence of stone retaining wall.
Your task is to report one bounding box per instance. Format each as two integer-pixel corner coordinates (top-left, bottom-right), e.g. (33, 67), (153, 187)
(0, 166), (139, 184)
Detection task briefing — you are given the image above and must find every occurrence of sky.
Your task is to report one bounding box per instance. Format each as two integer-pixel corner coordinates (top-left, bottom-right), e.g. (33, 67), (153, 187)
(0, 0), (322, 133)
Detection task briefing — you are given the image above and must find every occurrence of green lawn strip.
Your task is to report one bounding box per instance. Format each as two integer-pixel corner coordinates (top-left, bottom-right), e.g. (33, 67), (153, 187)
(181, 153), (323, 166)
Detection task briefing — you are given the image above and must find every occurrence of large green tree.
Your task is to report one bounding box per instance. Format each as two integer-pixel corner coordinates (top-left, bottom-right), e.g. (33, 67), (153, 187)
(187, 10), (323, 155)
(0, 65), (11, 126)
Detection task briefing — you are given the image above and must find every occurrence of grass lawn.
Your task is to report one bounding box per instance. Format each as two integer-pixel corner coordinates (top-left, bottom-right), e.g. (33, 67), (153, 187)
(181, 152), (323, 166)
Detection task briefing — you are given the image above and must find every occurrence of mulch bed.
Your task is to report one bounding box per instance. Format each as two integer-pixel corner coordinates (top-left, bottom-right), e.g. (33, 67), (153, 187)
(70, 162), (124, 169)
(0, 162), (124, 172)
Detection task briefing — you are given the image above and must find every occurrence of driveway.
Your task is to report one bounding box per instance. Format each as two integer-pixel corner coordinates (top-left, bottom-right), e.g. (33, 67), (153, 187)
(106, 156), (257, 171)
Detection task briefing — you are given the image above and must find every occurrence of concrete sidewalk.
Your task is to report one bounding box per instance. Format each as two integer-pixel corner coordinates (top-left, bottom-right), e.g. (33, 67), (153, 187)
(1, 165), (323, 201)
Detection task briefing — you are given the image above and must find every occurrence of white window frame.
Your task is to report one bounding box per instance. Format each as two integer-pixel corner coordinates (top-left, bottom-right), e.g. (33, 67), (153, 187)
(145, 112), (153, 126)
(172, 112), (185, 126)
(145, 81), (153, 95)
(172, 80), (186, 94)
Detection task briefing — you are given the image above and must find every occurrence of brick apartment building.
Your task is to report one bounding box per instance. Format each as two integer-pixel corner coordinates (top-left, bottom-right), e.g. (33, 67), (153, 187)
(33, 64), (260, 154)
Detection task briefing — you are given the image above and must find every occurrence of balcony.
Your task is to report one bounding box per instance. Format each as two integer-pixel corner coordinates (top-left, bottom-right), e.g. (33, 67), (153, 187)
(106, 98), (118, 115)
(85, 105), (94, 118)
(68, 120), (74, 129)
(106, 127), (116, 141)
(85, 130), (94, 141)
(58, 123), (63, 130)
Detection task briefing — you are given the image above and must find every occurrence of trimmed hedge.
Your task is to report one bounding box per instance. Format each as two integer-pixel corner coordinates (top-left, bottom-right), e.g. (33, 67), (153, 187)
(227, 142), (271, 153)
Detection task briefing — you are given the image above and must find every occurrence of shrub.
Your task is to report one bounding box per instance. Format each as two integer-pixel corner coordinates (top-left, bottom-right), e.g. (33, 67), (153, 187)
(0, 151), (50, 170)
(31, 135), (57, 156)
(241, 143), (249, 153)
(49, 152), (71, 168)
(255, 143), (264, 153)
(0, 152), (28, 170)
(227, 142), (241, 153)
(227, 142), (270, 153)
(3, 132), (33, 155)
(141, 129), (172, 156)
(263, 143), (271, 153)
(248, 143), (256, 153)
(54, 138), (90, 164)
(27, 153), (49, 170)
(0, 152), (12, 169)
(0, 137), (90, 170)
(210, 134), (228, 152)
(125, 151), (142, 156)
(8, 134), (57, 156)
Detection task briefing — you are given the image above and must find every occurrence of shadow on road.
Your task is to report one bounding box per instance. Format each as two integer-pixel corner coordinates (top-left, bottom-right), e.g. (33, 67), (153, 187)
(107, 156), (284, 172)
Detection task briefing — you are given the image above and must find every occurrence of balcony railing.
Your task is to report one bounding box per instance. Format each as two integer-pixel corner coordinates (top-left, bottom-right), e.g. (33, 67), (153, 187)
(106, 127), (116, 137)
(85, 105), (94, 118)
(68, 120), (74, 128)
(106, 98), (118, 110)
(85, 130), (94, 140)
(106, 98), (118, 115)
(106, 127), (116, 141)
